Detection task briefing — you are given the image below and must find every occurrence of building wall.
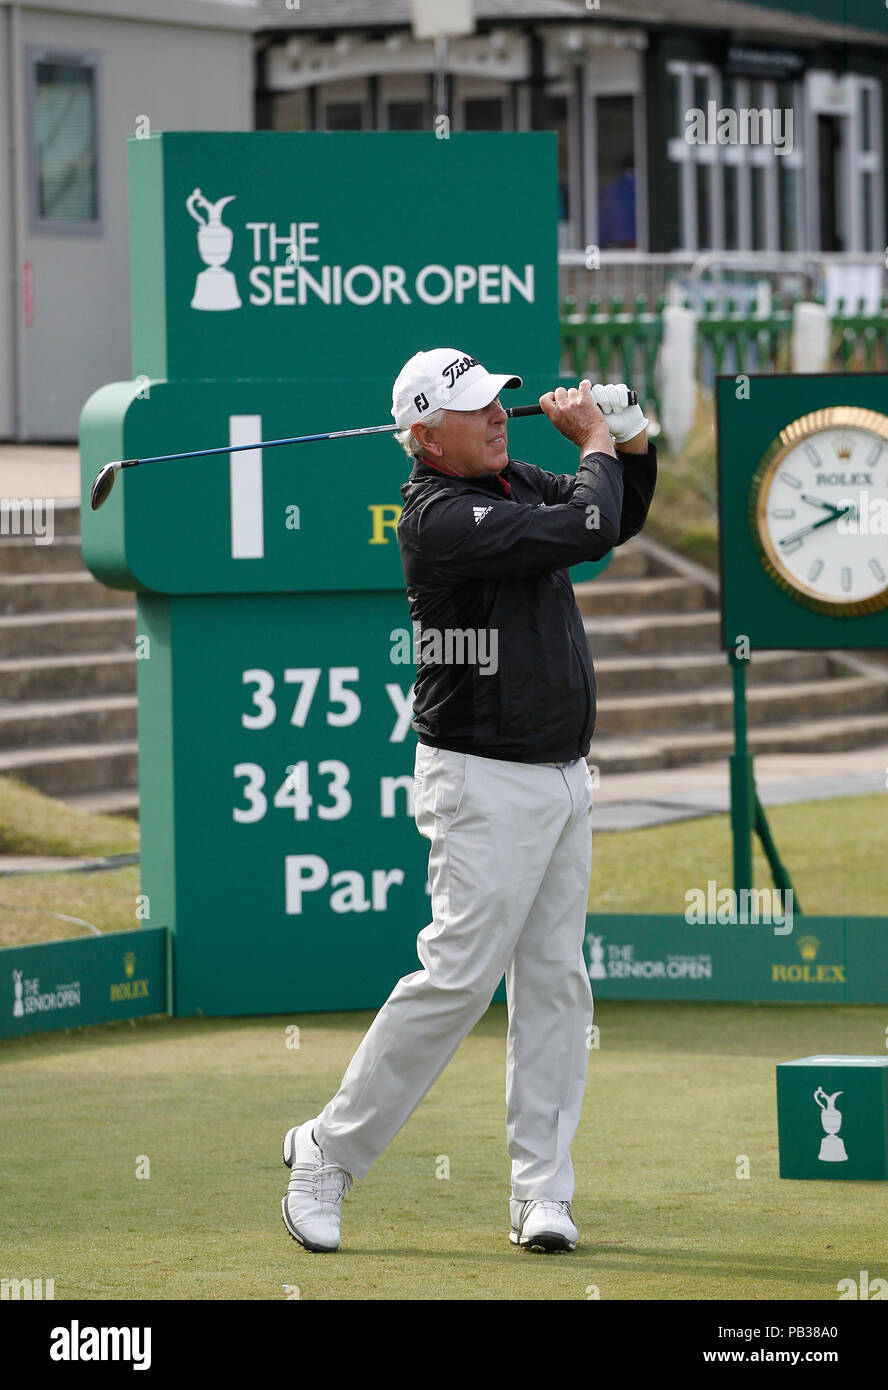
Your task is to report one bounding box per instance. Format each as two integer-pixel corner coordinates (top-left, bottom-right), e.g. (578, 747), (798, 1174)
(0, 13), (15, 438)
(2, 5), (253, 440)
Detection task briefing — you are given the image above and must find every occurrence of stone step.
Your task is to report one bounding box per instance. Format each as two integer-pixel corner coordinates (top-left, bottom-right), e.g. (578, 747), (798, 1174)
(575, 575), (713, 618)
(594, 650), (836, 695)
(62, 787), (140, 819)
(597, 538), (671, 581)
(591, 711), (888, 773)
(0, 693), (138, 748)
(595, 675), (888, 737)
(0, 573), (133, 614)
(585, 609), (721, 656)
(0, 536), (85, 573)
(0, 652), (137, 702)
(0, 741), (139, 796)
(45, 501), (82, 536)
(0, 609), (135, 659)
(0, 497), (79, 538)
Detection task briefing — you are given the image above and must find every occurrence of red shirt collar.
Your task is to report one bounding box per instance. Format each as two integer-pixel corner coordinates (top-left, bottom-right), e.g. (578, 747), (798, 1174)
(420, 454), (511, 496)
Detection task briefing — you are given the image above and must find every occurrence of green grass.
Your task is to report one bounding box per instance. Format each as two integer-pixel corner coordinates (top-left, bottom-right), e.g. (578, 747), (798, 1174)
(0, 775), (138, 858)
(0, 793), (882, 951)
(588, 794), (888, 918)
(0, 867), (140, 947)
(649, 390), (719, 569)
(1, 1002), (886, 1300)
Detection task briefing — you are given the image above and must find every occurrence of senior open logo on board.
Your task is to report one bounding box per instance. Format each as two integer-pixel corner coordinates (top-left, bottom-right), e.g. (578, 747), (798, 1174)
(185, 187), (535, 312)
(10, 967), (81, 1017)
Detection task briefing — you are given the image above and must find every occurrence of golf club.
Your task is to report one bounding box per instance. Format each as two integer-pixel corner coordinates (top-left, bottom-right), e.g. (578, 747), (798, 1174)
(89, 391), (638, 511)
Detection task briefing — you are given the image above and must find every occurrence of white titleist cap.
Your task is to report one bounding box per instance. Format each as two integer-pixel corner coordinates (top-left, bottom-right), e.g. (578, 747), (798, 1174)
(392, 347), (522, 429)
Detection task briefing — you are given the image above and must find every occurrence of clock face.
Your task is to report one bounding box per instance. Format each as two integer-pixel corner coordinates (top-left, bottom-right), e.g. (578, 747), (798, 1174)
(750, 407), (888, 616)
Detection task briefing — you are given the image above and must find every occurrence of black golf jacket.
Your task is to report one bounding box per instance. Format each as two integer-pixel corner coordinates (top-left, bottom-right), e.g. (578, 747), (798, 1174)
(396, 442), (657, 763)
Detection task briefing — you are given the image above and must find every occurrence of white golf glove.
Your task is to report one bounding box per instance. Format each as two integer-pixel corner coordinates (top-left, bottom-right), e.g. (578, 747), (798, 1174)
(591, 383), (649, 446)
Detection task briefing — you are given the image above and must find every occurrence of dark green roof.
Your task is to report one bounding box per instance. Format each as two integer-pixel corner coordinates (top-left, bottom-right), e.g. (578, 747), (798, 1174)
(256, 0), (888, 46)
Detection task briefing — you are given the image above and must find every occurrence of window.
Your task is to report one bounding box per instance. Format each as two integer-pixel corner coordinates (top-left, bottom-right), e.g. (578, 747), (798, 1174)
(666, 64), (720, 252)
(596, 95), (636, 249)
(29, 50), (99, 230)
(387, 101), (425, 131)
(325, 103), (363, 131)
(268, 90), (309, 131)
(856, 78), (882, 251)
(547, 95), (570, 222)
(666, 61), (804, 254)
(464, 98), (503, 131)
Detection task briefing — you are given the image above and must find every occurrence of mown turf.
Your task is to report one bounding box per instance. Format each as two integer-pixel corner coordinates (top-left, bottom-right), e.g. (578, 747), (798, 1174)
(1, 1002), (886, 1301)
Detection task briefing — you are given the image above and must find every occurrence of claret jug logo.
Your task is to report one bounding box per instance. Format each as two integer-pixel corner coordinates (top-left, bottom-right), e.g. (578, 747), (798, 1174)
(187, 188), (241, 311)
(12, 968), (23, 1018)
(814, 1086), (848, 1163)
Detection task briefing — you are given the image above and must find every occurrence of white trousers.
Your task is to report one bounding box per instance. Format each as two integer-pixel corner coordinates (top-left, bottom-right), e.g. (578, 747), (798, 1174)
(314, 744), (595, 1200)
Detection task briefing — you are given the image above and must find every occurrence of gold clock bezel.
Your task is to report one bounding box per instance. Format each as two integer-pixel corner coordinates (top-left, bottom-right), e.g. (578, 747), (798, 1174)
(749, 406), (888, 617)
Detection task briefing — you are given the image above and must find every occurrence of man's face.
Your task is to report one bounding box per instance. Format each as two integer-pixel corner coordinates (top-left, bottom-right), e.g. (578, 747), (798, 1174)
(414, 396), (509, 477)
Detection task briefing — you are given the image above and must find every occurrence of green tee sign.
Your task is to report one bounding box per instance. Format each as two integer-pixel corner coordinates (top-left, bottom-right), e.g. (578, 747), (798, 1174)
(126, 132), (559, 385)
(777, 1056), (888, 1181)
(80, 132), (605, 1017)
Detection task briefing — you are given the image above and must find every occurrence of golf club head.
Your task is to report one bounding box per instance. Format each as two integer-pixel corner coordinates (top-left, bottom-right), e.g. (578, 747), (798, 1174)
(90, 462), (120, 511)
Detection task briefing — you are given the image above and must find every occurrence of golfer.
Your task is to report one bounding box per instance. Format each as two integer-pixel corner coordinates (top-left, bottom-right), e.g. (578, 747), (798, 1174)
(282, 348), (656, 1253)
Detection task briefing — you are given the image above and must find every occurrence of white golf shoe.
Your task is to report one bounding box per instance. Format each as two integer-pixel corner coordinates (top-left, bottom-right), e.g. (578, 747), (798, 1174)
(281, 1120), (353, 1253)
(509, 1199), (578, 1253)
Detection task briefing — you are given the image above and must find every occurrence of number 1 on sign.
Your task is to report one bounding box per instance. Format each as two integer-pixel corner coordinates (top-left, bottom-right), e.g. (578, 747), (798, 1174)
(229, 415), (264, 559)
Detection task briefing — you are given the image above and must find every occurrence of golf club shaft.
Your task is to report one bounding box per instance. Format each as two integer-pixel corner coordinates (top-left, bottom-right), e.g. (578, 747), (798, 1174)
(111, 392), (638, 470)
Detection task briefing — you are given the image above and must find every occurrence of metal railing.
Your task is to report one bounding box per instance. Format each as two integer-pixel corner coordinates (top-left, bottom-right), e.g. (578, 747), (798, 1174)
(559, 291), (888, 415)
(558, 250), (888, 315)
(829, 299), (888, 372)
(695, 296), (796, 386)
(560, 295), (664, 415)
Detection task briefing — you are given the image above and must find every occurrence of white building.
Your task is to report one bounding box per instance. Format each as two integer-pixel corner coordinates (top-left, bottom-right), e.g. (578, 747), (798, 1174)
(0, 0), (255, 440)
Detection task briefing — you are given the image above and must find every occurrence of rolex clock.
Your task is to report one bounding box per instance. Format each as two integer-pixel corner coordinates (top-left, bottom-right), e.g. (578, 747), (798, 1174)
(717, 377), (888, 649)
(750, 407), (888, 617)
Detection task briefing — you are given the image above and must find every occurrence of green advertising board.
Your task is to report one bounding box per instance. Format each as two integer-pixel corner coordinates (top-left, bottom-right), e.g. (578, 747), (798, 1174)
(125, 133), (560, 385)
(80, 131), (611, 1018)
(583, 915), (888, 1002)
(0, 928), (168, 1039)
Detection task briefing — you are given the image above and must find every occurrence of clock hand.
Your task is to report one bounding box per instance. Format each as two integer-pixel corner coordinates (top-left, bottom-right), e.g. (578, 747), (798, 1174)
(779, 506), (852, 548)
(800, 493), (846, 515)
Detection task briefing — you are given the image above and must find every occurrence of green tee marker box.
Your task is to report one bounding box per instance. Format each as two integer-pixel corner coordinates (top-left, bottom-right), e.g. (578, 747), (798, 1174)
(776, 1056), (888, 1180)
(79, 131), (617, 1018)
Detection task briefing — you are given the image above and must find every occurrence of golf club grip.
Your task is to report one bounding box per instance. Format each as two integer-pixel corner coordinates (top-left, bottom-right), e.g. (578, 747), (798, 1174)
(508, 390), (637, 419)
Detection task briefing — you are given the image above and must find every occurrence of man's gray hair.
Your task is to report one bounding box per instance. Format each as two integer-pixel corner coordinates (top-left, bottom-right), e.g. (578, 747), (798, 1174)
(394, 408), (447, 460)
